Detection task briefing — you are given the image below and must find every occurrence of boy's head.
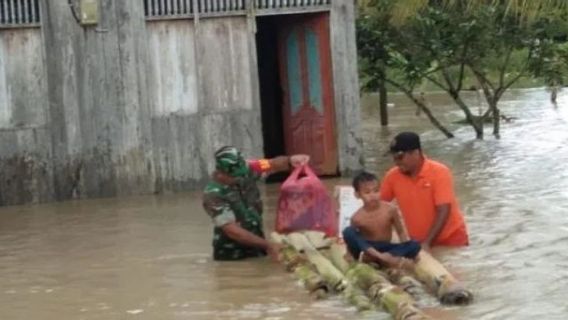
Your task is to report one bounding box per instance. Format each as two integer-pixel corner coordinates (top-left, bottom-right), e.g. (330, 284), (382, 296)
(352, 171), (380, 206)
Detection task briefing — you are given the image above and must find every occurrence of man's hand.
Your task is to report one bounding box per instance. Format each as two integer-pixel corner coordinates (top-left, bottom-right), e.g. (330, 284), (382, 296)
(267, 242), (283, 262)
(290, 154), (310, 168)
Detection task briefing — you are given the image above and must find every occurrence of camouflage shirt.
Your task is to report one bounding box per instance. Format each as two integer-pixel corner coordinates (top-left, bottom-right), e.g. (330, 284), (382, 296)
(202, 160), (270, 260)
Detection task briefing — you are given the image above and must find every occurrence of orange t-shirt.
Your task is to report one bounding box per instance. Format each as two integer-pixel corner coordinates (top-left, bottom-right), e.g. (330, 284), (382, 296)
(380, 158), (468, 246)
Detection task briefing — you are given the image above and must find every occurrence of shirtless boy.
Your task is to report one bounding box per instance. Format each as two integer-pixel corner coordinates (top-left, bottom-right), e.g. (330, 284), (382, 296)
(342, 172), (421, 269)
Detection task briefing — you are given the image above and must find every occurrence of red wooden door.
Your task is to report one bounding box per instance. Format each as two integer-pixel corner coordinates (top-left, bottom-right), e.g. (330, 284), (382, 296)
(278, 13), (338, 175)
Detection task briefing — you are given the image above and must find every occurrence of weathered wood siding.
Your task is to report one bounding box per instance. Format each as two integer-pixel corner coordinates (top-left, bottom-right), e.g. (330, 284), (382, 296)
(146, 17), (262, 191)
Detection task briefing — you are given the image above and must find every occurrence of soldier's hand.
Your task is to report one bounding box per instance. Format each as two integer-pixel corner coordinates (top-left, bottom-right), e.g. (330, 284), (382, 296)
(290, 154), (310, 168)
(267, 242), (283, 262)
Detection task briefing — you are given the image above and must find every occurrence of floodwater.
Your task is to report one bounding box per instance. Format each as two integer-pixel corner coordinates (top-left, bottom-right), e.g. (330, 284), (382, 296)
(1, 88), (567, 319)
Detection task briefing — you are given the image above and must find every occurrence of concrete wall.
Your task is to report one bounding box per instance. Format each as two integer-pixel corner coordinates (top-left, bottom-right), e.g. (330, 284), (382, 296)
(0, 28), (52, 205)
(0, 0), (360, 206)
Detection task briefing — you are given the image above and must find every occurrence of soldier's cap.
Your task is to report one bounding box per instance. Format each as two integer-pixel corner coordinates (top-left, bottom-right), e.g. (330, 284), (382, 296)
(214, 146), (248, 177)
(389, 132), (421, 154)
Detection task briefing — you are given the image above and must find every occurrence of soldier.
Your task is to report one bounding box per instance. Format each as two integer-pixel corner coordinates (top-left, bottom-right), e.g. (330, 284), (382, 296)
(202, 146), (309, 261)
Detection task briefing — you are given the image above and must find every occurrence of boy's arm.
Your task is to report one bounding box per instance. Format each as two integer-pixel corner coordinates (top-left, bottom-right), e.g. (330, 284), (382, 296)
(390, 206), (410, 242)
(351, 213), (385, 258)
(350, 212), (407, 268)
(349, 212), (373, 255)
(350, 210), (365, 230)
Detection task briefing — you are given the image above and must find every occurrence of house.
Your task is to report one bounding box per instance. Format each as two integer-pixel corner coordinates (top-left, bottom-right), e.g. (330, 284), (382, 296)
(0, 0), (362, 206)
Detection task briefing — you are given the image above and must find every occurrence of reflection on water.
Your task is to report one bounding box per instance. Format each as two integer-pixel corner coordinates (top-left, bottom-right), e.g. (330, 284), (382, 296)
(0, 88), (567, 319)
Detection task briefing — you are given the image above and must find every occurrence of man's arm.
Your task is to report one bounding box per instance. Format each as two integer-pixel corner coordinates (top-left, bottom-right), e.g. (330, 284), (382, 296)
(425, 166), (455, 248)
(423, 204), (451, 248)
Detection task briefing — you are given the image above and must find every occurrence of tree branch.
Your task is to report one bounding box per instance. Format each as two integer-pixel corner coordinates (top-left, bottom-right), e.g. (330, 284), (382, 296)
(503, 45), (535, 91)
(384, 78), (454, 138)
(499, 46), (514, 89)
(440, 68), (459, 97)
(470, 67), (496, 92)
(456, 41), (470, 92)
(424, 74), (450, 91)
(503, 71), (525, 92)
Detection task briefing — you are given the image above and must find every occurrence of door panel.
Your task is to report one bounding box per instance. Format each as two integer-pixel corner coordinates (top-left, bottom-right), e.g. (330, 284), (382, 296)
(278, 13), (337, 175)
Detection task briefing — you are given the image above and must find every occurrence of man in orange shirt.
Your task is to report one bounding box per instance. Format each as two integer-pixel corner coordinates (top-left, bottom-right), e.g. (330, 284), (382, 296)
(380, 132), (469, 251)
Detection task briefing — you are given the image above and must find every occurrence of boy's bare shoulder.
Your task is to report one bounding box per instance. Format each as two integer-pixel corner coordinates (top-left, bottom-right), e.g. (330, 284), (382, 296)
(351, 207), (366, 225)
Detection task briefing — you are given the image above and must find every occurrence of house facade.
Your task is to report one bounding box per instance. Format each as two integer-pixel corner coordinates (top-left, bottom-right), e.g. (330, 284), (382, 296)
(0, 0), (362, 206)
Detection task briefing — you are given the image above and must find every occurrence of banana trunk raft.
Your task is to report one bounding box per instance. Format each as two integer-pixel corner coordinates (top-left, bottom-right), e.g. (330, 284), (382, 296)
(271, 231), (472, 320)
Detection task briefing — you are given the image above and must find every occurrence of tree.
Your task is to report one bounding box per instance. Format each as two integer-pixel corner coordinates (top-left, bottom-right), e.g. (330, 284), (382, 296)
(388, 0), (568, 25)
(358, 1), (455, 138)
(358, 0), (568, 139)
(528, 13), (568, 105)
(357, 1), (392, 127)
(541, 43), (568, 104)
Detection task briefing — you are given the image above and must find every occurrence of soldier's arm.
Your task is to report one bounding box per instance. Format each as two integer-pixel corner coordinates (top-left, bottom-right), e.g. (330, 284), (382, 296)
(268, 154), (310, 173)
(203, 193), (276, 253)
(248, 155), (310, 175)
(221, 222), (271, 249)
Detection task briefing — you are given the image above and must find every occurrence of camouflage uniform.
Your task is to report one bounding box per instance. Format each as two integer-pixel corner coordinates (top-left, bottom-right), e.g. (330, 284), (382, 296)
(202, 147), (268, 260)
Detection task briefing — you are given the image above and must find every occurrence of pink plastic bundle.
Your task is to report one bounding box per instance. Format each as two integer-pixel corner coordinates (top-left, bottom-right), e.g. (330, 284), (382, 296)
(275, 165), (337, 237)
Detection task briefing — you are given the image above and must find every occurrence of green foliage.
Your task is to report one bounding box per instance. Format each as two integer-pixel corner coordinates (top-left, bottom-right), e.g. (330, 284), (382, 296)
(357, 0), (568, 138)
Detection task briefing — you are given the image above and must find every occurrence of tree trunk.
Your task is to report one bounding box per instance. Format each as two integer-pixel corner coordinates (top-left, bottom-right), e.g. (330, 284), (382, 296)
(271, 233), (329, 298)
(473, 118), (484, 139)
(385, 80), (454, 138)
(491, 101), (501, 139)
(385, 269), (431, 301)
(390, 231), (474, 305)
(403, 90), (454, 138)
(379, 78), (389, 126)
(343, 282), (375, 311)
(413, 251), (473, 305)
(451, 93), (485, 139)
(326, 241), (431, 319)
(276, 232), (375, 311)
(347, 263), (432, 319)
(285, 233), (348, 292)
(551, 86), (558, 104)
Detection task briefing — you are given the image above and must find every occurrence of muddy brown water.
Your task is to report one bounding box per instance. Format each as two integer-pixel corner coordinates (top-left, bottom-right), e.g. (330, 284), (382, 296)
(0, 88), (567, 319)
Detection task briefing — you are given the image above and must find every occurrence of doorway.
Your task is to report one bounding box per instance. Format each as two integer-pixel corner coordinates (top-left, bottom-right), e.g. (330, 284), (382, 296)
(256, 13), (338, 178)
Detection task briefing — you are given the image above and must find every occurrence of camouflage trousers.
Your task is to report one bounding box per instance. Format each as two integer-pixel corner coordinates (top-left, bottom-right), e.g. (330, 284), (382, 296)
(212, 227), (267, 261)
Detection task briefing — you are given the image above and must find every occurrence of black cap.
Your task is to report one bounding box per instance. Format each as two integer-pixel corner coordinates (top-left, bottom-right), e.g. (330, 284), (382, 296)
(389, 132), (421, 153)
